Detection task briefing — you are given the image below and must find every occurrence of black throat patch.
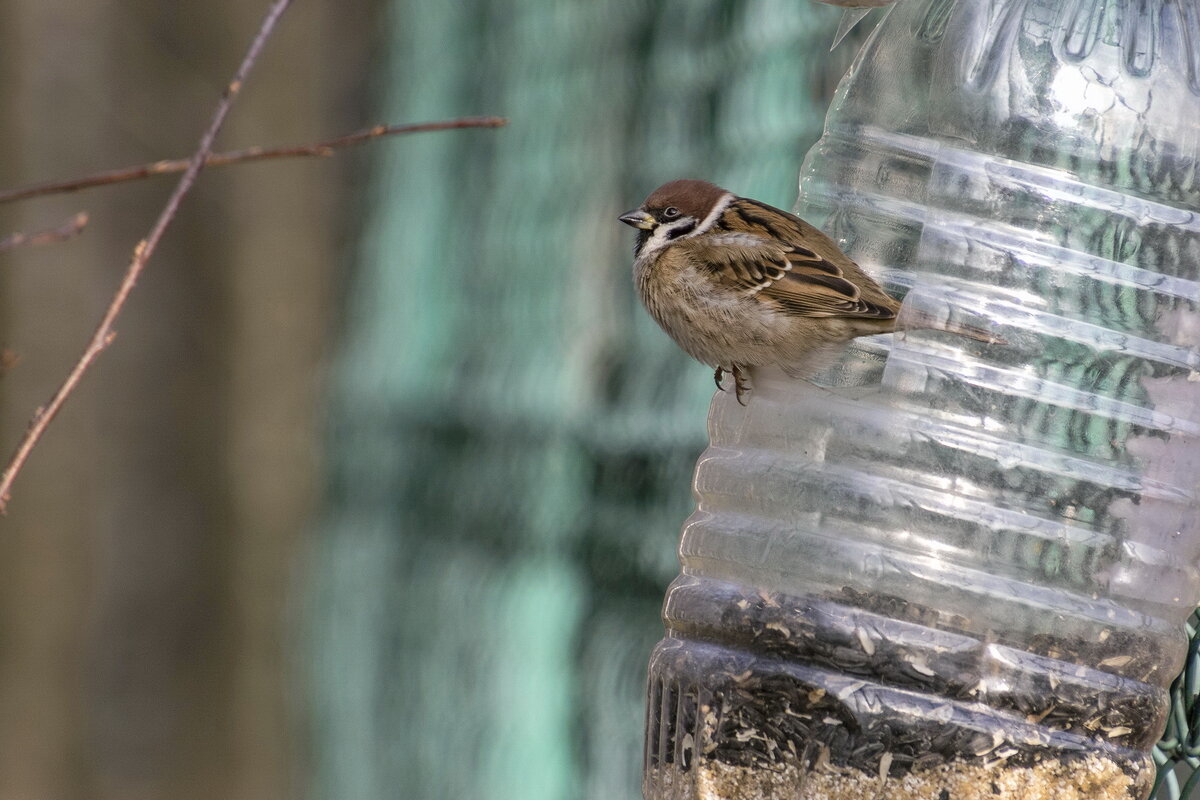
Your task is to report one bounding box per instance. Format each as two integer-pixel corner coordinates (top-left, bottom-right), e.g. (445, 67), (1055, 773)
(665, 219), (698, 240)
(635, 229), (651, 256)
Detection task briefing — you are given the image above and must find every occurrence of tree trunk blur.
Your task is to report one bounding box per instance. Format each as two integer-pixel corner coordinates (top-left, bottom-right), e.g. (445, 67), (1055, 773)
(0, 2), (373, 798)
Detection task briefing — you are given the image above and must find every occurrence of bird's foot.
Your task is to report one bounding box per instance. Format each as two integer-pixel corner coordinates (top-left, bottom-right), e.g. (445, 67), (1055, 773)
(731, 365), (750, 406)
(715, 365), (750, 404)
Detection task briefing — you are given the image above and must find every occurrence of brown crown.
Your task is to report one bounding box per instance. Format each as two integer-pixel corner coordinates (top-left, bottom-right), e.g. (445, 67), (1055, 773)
(641, 179), (728, 218)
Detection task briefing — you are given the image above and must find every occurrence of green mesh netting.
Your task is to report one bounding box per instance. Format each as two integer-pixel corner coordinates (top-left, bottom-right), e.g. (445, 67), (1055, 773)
(1155, 612), (1200, 799)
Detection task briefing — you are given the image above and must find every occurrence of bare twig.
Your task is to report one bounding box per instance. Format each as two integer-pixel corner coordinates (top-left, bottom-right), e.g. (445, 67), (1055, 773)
(0, 0), (294, 511)
(0, 117), (508, 205)
(0, 212), (89, 252)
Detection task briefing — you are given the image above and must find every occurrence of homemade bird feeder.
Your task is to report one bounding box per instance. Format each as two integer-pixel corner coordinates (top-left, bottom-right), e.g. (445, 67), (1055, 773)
(643, 1), (1200, 799)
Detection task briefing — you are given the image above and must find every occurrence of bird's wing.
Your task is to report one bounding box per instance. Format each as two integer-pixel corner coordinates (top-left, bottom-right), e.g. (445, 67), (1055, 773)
(693, 232), (898, 320)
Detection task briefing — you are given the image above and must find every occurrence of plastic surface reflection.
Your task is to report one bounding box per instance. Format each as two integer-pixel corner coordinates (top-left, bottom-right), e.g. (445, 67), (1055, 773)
(644, 1), (1200, 799)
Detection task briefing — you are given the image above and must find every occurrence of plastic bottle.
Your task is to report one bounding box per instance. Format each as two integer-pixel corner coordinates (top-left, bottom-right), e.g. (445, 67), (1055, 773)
(643, 2), (1200, 799)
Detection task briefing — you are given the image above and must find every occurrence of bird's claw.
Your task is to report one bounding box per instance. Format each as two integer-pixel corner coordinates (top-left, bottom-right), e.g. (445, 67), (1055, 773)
(731, 365), (750, 405)
(716, 365), (751, 405)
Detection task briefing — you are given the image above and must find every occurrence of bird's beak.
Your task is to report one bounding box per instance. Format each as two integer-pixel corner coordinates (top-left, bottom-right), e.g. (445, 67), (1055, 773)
(619, 209), (656, 230)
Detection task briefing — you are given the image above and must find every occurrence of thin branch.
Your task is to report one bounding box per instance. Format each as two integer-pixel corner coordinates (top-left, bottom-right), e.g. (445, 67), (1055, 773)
(0, 212), (89, 252)
(0, 117), (507, 205)
(0, 0), (294, 511)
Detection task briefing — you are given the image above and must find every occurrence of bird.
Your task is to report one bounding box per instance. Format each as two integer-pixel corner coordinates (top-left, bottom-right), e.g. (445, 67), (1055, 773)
(618, 179), (999, 404)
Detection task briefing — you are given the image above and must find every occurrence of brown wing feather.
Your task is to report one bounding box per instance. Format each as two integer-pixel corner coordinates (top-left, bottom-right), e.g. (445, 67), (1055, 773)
(694, 199), (900, 320)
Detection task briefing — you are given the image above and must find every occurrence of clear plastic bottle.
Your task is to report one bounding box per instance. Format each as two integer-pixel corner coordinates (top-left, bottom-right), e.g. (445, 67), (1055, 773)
(643, 2), (1200, 799)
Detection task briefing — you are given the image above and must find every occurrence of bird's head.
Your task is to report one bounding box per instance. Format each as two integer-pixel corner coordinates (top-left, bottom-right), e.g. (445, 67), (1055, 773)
(619, 179), (732, 258)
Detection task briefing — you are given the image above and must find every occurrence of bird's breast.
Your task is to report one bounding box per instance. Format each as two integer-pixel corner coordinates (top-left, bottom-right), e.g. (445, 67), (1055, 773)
(633, 251), (790, 367)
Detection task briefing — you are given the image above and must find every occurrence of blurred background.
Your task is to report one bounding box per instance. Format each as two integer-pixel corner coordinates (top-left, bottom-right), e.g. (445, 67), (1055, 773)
(0, 1), (860, 798)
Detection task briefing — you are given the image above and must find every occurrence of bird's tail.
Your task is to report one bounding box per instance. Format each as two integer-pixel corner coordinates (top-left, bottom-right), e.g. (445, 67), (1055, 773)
(896, 313), (1008, 346)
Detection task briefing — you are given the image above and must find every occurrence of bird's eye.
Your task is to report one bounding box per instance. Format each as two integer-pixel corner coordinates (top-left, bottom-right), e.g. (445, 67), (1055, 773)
(663, 207), (681, 219)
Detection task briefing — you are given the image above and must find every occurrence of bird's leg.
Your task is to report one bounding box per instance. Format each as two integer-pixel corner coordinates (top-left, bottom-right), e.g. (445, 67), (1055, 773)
(714, 366), (726, 391)
(731, 365), (750, 406)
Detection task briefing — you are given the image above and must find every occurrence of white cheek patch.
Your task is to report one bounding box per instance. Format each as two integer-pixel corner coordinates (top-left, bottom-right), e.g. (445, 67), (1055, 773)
(639, 218), (695, 257)
(637, 226), (672, 258)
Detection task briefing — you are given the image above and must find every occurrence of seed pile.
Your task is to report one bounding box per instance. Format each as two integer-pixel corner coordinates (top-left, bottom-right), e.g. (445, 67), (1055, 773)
(647, 753), (1146, 800)
(647, 580), (1161, 799)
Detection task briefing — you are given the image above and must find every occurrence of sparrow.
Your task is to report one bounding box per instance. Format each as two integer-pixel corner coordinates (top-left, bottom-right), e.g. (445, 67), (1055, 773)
(619, 179), (997, 404)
